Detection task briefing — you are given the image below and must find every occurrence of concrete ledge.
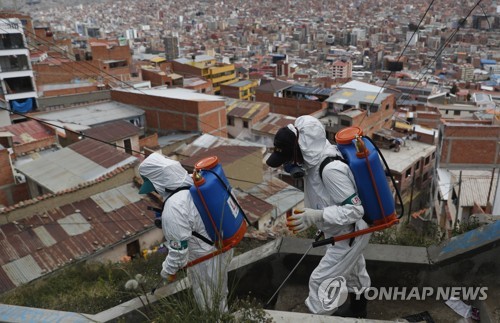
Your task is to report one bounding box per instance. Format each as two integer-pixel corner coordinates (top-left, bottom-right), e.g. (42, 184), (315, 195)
(263, 309), (396, 322)
(364, 244), (429, 264)
(428, 220), (500, 264)
(0, 304), (94, 323)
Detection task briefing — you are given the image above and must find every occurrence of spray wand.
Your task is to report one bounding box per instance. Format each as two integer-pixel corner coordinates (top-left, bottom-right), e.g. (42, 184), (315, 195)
(265, 225), (323, 308)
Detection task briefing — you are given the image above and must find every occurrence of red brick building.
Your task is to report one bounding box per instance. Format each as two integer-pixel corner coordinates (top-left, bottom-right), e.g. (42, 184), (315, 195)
(33, 38), (132, 89)
(111, 88), (227, 137)
(255, 81), (330, 117)
(439, 119), (499, 169)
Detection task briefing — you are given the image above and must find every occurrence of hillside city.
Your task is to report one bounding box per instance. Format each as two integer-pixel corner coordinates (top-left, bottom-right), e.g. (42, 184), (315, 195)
(0, 0), (498, 321)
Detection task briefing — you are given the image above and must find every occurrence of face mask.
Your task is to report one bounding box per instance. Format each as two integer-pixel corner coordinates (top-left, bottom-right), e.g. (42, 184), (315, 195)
(284, 162), (305, 179)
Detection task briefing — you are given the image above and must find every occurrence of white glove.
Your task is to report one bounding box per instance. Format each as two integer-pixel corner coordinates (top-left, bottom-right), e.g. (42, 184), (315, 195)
(287, 208), (323, 233)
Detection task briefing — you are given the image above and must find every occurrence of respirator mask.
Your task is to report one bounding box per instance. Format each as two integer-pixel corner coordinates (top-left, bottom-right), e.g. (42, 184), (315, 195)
(284, 161), (305, 178)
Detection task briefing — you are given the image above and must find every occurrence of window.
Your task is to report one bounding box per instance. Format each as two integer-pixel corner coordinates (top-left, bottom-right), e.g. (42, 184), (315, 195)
(415, 160), (420, 170)
(124, 138), (132, 155)
(126, 240), (141, 259)
(453, 110), (460, 116)
(432, 152), (436, 160)
(227, 116), (234, 126)
(243, 121), (249, 128)
(425, 156), (430, 165)
(340, 119), (351, 127)
(406, 168), (411, 178)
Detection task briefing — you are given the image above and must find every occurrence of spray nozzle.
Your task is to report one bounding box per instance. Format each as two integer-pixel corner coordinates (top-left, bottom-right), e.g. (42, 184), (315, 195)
(354, 135), (367, 156)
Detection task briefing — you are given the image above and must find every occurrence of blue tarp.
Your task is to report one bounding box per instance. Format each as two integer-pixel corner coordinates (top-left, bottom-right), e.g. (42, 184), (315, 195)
(480, 59), (496, 65)
(11, 98), (33, 113)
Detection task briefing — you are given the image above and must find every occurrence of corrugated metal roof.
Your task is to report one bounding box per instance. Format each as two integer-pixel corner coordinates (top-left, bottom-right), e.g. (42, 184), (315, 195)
(68, 139), (137, 168)
(2, 255), (43, 286)
(286, 85), (333, 96)
(233, 191), (274, 223)
(180, 145), (261, 169)
(58, 213), (91, 236)
(256, 80), (293, 93)
(449, 170), (498, 207)
(326, 88), (391, 105)
(35, 101), (145, 127)
(83, 120), (140, 143)
(226, 99), (269, 119)
(340, 80), (384, 93)
(16, 139), (137, 193)
(0, 184), (153, 294)
(174, 133), (264, 158)
(0, 120), (54, 145)
(252, 113), (296, 136)
(247, 177), (303, 216)
(91, 183), (142, 213)
(114, 88), (225, 102)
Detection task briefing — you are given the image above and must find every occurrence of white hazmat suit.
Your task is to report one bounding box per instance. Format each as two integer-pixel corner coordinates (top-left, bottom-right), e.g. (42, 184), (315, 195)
(268, 116), (371, 315)
(138, 153), (232, 312)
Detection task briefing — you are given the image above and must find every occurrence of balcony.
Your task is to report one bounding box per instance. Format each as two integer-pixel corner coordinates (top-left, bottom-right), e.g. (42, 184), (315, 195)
(0, 55), (30, 73)
(0, 34), (25, 50)
(3, 76), (36, 96)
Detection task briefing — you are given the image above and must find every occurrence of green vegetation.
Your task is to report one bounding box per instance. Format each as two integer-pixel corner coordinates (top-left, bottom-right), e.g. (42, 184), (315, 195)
(0, 241), (271, 322)
(0, 252), (165, 313)
(369, 222), (441, 247)
(451, 216), (482, 236)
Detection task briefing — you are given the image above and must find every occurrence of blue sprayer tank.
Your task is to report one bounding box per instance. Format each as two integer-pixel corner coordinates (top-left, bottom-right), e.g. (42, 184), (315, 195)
(335, 127), (397, 225)
(190, 156), (247, 247)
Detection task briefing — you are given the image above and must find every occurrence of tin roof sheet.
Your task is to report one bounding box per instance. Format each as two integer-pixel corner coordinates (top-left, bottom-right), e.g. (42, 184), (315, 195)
(180, 145), (261, 169)
(82, 120), (140, 143)
(2, 255), (43, 286)
(251, 113), (296, 136)
(449, 170), (498, 207)
(226, 99), (269, 119)
(174, 133), (264, 158)
(247, 177), (303, 216)
(114, 88), (225, 102)
(0, 184), (153, 294)
(35, 101), (144, 127)
(0, 120), (54, 145)
(16, 139), (137, 193)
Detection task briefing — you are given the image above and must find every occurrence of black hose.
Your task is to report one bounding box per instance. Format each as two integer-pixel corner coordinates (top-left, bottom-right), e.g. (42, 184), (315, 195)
(204, 169), (252, 225)
(364, 136), (405, 219)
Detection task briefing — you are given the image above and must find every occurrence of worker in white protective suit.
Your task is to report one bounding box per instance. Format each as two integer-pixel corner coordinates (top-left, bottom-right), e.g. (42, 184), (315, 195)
(266, 116), (371, 318)
(138, 152), (232, 312)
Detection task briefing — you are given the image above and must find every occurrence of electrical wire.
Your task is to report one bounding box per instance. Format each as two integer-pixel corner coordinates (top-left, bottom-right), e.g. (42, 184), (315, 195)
(0, 22), (281, 176)
(398, 0), (485, 107)
(358, 0), (436, 128)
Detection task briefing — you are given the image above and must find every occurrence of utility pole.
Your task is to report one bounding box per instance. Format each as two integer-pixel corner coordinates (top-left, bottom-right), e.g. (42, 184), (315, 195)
(453, 171), (462, 231)
(487, 168), (496, 208)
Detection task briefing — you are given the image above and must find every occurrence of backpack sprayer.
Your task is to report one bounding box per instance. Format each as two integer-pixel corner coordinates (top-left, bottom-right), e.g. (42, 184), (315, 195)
(266, 126), (404, 307)
(311, 126), (403, 248)
(149, 156), (250, 294)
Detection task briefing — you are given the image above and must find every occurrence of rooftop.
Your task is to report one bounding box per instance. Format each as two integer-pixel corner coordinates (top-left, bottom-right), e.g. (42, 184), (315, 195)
(113, 88), (225, 102)
(16, 139), (137, 193)
(378, 140), (436, 173)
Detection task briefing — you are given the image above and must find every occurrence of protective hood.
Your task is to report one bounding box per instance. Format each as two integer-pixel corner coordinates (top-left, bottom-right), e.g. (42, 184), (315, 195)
(295, 116), (340, 169)
(138, 152), (193, 200)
